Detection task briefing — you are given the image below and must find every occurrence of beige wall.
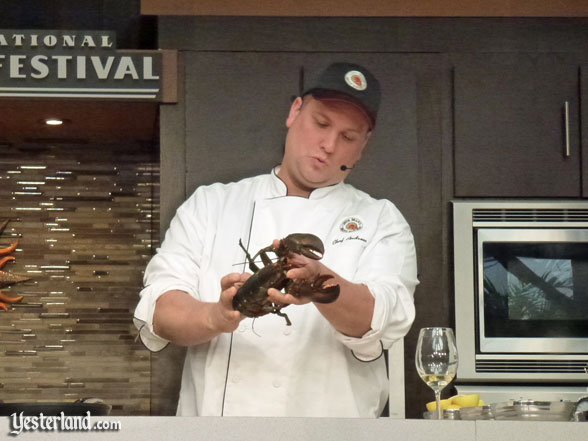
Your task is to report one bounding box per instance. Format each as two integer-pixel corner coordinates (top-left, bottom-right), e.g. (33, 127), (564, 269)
(141, 0), (588, 17)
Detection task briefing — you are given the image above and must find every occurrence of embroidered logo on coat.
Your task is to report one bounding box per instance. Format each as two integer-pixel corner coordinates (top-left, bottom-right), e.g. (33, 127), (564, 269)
(339, 217), (363, 232)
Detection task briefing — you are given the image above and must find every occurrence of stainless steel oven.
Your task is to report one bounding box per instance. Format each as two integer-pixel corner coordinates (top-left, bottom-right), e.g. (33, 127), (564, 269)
(453, 200), (588, 383)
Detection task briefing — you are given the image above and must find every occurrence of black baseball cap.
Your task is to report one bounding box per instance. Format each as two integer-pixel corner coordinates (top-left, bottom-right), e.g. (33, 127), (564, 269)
(302, 62), (381, 130)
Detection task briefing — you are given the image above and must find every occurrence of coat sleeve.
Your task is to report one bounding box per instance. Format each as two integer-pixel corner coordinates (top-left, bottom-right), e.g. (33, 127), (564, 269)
(334, 200), (418, 361)
(133, 187), (209, 352)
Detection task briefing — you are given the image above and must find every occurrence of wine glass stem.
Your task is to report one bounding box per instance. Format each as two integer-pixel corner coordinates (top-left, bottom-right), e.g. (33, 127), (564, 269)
(435, 390), (442, 420)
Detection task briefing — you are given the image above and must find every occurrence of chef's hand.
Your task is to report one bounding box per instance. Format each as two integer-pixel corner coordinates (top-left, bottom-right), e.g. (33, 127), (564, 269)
(153, 272), (251, 346)
(266, 239), (330, 306)
(265, 240), (373, 337)
(212, 272), (250, 331)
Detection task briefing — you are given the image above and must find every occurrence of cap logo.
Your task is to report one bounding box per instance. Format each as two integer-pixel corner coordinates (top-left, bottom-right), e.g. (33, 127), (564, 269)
(344, 70), (367, 91)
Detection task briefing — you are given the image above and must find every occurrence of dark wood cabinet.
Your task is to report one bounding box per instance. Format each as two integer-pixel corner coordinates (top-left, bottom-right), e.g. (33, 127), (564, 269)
(454, 54), (583, 197)
(581, 66), (588, 198)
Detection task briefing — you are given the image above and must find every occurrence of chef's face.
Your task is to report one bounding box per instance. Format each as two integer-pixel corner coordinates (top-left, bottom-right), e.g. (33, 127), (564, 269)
(279, 95), (371, 197)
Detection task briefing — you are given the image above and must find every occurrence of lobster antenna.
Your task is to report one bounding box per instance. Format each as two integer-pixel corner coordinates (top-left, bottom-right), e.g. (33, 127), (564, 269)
(250, 318), (261, 338)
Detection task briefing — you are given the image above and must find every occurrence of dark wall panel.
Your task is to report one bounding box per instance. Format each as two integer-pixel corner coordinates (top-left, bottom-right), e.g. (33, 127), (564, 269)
(0, 0), (157, 49)
(160, 17), (588, 53)
(182, 52), (422, 218)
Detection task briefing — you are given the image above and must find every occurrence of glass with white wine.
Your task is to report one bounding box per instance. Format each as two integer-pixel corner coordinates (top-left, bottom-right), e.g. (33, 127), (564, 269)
(415, 327), (458, 420)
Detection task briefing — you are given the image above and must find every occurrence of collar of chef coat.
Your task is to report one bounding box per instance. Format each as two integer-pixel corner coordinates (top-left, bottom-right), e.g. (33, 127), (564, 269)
(269, 166), (345, 200)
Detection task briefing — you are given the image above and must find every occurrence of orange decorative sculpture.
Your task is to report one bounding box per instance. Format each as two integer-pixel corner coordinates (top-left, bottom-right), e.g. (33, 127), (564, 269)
(0, 219), (30, 311)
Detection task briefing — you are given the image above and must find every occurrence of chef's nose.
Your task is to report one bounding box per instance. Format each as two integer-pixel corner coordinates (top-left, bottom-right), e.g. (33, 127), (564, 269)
(320, 130), (337, 153)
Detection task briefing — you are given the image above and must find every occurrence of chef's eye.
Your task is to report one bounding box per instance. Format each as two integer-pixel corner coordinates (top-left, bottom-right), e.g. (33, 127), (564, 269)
(315, 118), (328, 128)
(342, 133), (356, 142)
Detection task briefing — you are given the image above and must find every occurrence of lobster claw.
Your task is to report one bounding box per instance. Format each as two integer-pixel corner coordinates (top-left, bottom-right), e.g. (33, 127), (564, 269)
(280, 233), (325, 260)
(287, 274), (340, 304)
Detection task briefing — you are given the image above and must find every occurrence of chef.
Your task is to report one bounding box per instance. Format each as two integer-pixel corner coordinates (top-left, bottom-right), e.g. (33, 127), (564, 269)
(133, 62), (418, 417)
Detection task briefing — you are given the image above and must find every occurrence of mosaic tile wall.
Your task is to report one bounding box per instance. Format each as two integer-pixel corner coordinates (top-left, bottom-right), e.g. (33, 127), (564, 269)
(0, 143), (159, 415)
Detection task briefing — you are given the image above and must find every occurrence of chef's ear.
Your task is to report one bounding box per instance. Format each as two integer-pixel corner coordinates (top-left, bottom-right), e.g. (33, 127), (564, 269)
(286, 97), (304, 128)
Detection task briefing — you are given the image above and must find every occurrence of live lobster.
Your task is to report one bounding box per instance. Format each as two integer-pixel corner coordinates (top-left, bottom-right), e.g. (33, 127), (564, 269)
(232, 233), (340, 326)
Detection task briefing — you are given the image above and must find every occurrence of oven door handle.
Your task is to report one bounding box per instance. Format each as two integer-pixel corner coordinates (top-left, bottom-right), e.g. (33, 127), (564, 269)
(564, 101), (571, 158)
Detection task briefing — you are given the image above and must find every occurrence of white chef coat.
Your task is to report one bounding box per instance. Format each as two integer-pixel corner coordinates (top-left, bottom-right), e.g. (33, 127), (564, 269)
(134, 167), (418, 417)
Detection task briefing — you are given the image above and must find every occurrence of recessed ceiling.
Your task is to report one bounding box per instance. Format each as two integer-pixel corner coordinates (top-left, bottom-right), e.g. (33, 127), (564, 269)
(0, 99), (158, 145)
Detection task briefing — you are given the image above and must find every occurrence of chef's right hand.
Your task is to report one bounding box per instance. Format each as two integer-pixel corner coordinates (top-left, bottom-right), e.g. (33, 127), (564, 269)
(211, 272), (250, 332)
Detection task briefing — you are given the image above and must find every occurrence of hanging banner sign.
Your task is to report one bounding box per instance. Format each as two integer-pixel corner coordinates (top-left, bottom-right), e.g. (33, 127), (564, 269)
(0, 30), (161, 100)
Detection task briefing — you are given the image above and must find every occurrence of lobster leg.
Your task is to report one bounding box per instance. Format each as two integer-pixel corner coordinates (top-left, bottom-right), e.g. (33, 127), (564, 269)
(239, 240), (276, 270)
(239, 239), (261, 272)
(249, 245), (276, 267)
(274, 308), (292, 326)
(258, 250), (274, 267)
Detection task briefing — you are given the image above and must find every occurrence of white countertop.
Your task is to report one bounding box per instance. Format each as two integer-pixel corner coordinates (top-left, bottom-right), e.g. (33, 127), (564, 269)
(2, 417), (587, 441)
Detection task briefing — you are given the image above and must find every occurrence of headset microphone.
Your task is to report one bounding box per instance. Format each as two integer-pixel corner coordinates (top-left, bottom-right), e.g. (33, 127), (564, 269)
(340, 165), (354, 171)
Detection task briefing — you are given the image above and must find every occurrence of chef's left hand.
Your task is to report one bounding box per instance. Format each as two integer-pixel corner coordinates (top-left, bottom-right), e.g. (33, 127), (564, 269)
(266, 239), (330, 306)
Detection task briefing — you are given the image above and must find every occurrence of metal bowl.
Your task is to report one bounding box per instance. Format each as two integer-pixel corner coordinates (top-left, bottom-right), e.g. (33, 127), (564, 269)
(492, 400), (576, 421)
(514, 399), (576, 421)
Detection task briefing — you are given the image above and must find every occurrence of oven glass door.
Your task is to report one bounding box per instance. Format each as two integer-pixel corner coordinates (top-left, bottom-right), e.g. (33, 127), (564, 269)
(477, 229), (588, 353)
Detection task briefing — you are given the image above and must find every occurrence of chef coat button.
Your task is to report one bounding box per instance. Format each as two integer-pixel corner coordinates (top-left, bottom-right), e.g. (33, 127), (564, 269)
(272, 379), (281, 388)
(283, 327), (292, 336)
(232, 376), (240, 384)
(238, 325), (247, 333)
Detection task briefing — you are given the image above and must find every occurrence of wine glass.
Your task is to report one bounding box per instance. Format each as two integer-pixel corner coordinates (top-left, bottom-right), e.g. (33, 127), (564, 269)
(415, 327), (458, 420)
